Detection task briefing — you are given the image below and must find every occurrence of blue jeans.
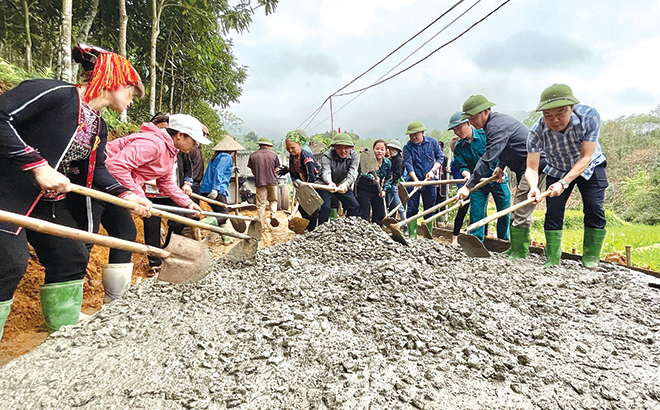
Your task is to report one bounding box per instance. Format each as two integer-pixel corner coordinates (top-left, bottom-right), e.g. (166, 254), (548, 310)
(545, 162), (607, 231)
(468, 181), (511, 241)
(386, 184), (404, 219)
(406, 185), (436, 219)
(318, 189), (360, 225)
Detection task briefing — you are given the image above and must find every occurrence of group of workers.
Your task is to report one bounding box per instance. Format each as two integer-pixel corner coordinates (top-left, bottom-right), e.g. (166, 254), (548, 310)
(283, 84), (607, 271)
(0, 42), (607, 344)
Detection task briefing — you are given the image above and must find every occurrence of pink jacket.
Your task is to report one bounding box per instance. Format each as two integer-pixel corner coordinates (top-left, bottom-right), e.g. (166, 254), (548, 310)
(105, 122), (192, 207)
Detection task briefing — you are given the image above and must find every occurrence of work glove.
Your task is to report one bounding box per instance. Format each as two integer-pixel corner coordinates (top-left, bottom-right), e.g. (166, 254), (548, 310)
(208, 190), (218, 200)
(277, 165), (289, 177)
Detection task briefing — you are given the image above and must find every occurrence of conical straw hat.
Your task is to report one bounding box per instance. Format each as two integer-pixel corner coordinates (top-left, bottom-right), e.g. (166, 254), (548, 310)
(212, 135), (245, 151)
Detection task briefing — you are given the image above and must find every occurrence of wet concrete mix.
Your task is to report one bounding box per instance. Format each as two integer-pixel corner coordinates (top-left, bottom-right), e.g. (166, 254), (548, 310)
(1, 218), (659, 409)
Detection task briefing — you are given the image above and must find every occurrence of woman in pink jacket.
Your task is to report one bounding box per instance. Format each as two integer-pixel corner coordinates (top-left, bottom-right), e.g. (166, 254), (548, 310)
(98, 114), (210, 295)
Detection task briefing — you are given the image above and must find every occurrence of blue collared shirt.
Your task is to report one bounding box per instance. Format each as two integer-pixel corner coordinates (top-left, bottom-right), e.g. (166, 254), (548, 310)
(403, 136), (444, 179)
(527, 104), (605, 180)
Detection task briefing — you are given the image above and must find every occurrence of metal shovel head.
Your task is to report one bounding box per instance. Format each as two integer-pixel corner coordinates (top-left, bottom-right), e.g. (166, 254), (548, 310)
(288, 217), (309, 234)
(418, 224), (433, 239)
(230, 218), (247, 233)
(398, 183), (410, 204)
(359, 148), (379, 173)
(247, 219), (263, 241)
(458, 233), (491, 258)
(158, 234), (214, 284)
(381, 217), (399, 227)
(225, 238), (259, 263)
(382, 219), (408, 246)
(296, 183), (324, 215)
(270, 215), (280, 227)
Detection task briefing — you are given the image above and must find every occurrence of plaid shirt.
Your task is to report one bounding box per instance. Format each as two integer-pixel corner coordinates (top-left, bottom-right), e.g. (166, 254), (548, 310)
(527, 104), (605, 180)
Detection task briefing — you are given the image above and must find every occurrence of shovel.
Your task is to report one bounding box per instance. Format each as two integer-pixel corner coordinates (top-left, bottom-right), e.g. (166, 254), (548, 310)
(382, 175), (498, 245)
(150, 203), (262, 241)
(287, 201), (309, 234)
(459, 189), (552, 258)
(418, 199), (470, 239)
(143, 182), (257, 212)
(0, 209), (213, 284)
(293, 181), (336, 215)
(382, 185), (421, 223)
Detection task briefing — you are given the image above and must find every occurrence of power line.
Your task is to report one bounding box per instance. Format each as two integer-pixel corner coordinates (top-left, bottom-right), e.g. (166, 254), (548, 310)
(295, 0), (466, 131)
(334, 0), (511, 97)
(306, 0), (483, 133)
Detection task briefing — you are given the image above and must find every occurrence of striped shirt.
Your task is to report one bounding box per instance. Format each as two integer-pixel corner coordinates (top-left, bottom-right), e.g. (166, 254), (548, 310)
(527, 104), (605, 180)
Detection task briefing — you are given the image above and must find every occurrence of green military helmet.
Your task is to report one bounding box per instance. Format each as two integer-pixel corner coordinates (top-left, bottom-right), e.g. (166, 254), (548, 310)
(405, 121), (427, 135)
(387, 140), (403, 151)
(257, 137), (274, 146)
(447, 111), (469, 130)
(535, 84), (580, 111)
(462, 94), (496, 116)
(330, 132), (355, 147)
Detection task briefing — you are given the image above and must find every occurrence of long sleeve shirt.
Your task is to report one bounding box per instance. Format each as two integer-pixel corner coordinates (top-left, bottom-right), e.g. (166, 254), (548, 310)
(527, 104), (605, 180)
(402, 136), (444, 180)
(466, 111), (545, 189)
(320, 148), (359, 186)
(288, 149), (320, 183)
(105, 122), (192, 207)
(453, 127), (489, 175)
(200, 152), (233, 197)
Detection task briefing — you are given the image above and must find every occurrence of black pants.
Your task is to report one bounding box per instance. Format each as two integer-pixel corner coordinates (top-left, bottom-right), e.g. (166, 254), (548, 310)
(453, 202), (470, 236)
(356, 183), (385, 225)
(318, 189), (360, 225)
(0, 200), (89, 301)
(142, 197), (186, 267)
(201, 193), (228, 226)
(545, 163), (608, 231)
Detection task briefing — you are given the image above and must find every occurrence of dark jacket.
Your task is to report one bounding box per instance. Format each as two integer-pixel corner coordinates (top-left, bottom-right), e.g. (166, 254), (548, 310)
(288, 148), (320, 183)
(0, 79), (128, 233)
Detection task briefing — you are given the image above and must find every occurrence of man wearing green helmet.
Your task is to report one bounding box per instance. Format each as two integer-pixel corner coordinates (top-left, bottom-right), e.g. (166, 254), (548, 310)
(318, 132), (360, 224)
(525, 84), (607, 268)
(457, 94), (548, 260)
(448, 111), (511, 243)
(402, 121), (444, 230)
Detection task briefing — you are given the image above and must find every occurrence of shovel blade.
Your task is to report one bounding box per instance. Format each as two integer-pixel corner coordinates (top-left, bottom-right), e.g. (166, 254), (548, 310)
(288, 217), (309, 234)
(359, 148), (379, 173)
(230, 218), (247, 233)
(418, 224), (433, 239)
(381, 217), (399, 227)
(225, 238), (259, 262)
(158, 234), (214, 284)
(458, 233), (491, 258)
(247, 219), (262, 240)
(382, 219), (408, 246)
(296, 184), (324, 215)
(270, 216), (280, 227)
(398, 183), (410, 205)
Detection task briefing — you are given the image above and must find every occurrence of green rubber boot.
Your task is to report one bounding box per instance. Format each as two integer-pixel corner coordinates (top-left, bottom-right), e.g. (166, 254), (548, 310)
(582, 228), (606, 268)
(0, 299), (12, 342)
(330, 209), (338, 220)
(408, 219), (418, 239)
(508, 226), (531, 260)
(40, 279), (84, 332)
(426, 222), (433, 237)
(543, 230), (563, 267)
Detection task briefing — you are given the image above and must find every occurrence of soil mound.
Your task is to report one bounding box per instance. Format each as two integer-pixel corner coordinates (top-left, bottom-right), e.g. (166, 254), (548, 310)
(0, 218), (658, 409)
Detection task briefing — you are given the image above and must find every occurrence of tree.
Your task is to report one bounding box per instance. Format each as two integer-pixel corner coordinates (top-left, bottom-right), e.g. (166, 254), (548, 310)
(22, 0), (32, 71)
(58, 0), (72, 82)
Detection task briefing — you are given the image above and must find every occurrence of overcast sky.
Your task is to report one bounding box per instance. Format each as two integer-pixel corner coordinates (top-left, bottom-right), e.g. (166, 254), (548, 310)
(228, 0), (660, 141)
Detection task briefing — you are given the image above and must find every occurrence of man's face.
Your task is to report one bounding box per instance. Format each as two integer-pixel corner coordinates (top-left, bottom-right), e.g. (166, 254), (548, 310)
(543, 106), (573, 132)
(468, 110), (489, 130)
(452, 122), (472, 140)
(334, 144), (352, 159)
(409, 131), (424, 145)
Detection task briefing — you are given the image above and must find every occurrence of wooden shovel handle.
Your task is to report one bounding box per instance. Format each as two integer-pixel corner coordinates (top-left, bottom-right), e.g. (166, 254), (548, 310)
(422, 199), (470, 224)
(69, 184), (253, 240)
(397, 175), (498, 228)
(298, 182), (337, 191)
(0, 210), (170, 258)
(465, 189), (552, 232)
(400, 179), (467, 187)
(190, 192), (228, 208)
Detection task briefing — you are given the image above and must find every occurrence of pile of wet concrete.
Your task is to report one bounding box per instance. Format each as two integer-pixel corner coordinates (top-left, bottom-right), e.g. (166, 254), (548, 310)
(1, 217), (659, 409)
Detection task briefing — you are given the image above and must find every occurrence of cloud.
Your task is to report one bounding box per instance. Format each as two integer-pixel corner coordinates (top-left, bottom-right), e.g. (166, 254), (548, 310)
(473, 31), (599, 71)
(245, 47), (341, 81)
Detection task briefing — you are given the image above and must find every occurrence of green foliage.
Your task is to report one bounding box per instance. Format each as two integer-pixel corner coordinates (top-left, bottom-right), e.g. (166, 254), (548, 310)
(428, 129), (454, 155)
(101, 109), (140, 136)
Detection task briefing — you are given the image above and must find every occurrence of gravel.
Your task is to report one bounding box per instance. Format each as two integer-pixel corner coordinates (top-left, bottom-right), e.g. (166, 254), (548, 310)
(1, 217), (659, 409)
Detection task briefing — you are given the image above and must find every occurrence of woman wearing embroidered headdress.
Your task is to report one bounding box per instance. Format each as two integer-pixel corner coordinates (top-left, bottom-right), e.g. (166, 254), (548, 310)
(277, 130), (322, 230)
(0, 44), (150, 337)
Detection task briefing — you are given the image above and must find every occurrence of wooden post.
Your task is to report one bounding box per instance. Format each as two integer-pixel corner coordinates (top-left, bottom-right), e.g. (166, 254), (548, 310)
(233, 151), (238, 205)
(330, 97), (334, 138)
(625, 245), (632, 267)
(571, 247), (576, 254)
